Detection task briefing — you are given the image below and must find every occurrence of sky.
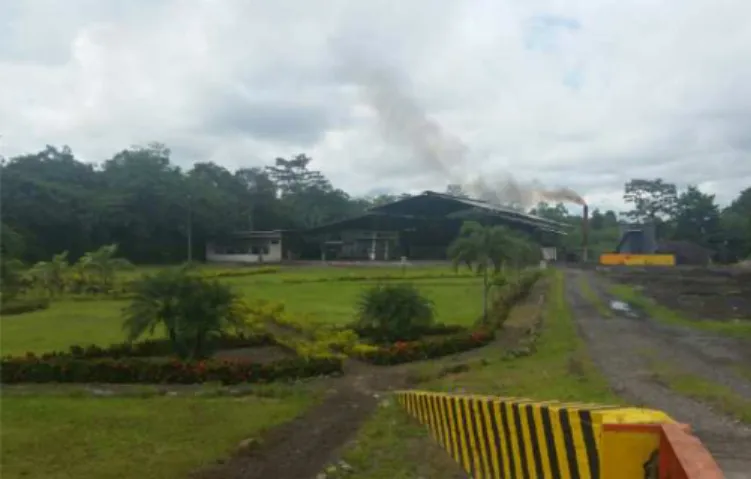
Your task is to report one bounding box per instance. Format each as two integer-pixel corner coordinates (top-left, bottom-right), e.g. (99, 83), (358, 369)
(1, 0), (750, 213)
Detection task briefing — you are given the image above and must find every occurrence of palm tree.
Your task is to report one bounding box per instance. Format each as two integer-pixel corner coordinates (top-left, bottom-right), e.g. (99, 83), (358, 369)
(447, 222), (523, 322)
(79, 244), (133, 291)
(122, 267), (246, 360)
(29, 251), (70, 296)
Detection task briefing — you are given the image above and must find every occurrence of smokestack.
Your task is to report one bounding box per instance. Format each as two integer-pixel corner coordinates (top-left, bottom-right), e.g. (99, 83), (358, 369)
(582, 204), (589, 263)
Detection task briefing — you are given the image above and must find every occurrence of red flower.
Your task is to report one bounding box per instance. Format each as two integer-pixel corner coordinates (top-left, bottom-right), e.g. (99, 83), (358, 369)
(394, 341), (409, 351)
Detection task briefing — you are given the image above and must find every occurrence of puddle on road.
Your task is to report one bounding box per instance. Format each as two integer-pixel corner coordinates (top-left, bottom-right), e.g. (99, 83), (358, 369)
(610, 300), (639, 318)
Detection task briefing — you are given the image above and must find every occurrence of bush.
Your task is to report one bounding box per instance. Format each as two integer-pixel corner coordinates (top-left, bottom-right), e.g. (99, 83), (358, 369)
(0, 355), (342, 385)
(356, 283), (435, 342)
(0, 297), (50, 316)
(123, 268), (248, 360)
(351, 323), (466, 343)
(353, 327), (495, 365)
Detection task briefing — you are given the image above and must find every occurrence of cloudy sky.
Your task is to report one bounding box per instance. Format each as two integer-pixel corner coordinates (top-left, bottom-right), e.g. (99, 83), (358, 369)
(1, 0), (750, 211)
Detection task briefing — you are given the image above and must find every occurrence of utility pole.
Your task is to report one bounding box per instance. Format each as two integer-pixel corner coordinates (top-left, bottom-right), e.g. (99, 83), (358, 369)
(187, 193), (193, 263)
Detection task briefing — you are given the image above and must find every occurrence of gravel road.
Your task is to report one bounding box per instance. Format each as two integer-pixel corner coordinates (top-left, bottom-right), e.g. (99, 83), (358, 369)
(564, 268), (751, 478)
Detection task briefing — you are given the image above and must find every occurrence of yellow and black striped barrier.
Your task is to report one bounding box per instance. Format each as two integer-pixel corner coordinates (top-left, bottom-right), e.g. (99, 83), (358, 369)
(394, 390), (709, 479)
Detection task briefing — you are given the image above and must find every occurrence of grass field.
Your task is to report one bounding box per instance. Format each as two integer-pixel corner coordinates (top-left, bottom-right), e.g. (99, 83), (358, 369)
(1, 264), (485, 478)
(1, 265), (484, 355)
(1, 394), (312, 479)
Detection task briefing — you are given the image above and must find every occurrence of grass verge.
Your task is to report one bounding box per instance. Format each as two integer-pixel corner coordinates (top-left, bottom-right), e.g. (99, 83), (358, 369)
(1, 394), (312, 479)
(608, 284), (751, 340)
(647, 360), (751, 423)
(334, 270), (618, 477)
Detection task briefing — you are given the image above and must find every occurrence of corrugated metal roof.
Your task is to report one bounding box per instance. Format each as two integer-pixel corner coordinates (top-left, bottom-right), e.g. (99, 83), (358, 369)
(370, 190), (570, 231)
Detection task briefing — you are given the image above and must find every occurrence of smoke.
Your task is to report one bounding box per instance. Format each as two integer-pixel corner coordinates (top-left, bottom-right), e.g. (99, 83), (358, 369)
(351, 66), (586, 209)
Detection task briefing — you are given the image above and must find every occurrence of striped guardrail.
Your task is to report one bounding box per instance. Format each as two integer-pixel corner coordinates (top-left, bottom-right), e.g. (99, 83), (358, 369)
(395, 390), (723, 479)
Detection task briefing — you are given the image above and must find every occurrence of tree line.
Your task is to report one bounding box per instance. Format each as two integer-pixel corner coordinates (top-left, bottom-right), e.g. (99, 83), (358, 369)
(1, 143), (749, 265)
(531, 178), (751, 262)
(0, 143), (407, 264)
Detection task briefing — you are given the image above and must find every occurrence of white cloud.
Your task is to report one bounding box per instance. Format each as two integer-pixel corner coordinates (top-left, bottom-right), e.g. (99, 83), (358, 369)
(1, 0), (750, 212)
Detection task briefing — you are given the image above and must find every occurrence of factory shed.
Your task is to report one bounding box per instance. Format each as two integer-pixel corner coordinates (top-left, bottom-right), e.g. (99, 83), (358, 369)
(304, 191), (568, 261)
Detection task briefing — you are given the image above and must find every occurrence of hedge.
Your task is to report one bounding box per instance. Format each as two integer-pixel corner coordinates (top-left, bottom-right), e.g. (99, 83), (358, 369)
(353, 328), (495, 365)
(281, 272), (475, 284)
(350, 323), (468, 343)
(0, 355), (342, 385)
(37, 333), (276, 360)
(0, 297), (50, 316)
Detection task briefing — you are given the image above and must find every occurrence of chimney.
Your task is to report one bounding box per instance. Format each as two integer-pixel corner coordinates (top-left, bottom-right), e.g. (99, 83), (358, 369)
(582, 204), (589, 262)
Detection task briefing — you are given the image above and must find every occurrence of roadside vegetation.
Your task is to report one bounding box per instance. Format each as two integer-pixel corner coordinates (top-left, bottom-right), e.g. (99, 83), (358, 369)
(646, 359), (751, 423)
(608, 283), (751, 339)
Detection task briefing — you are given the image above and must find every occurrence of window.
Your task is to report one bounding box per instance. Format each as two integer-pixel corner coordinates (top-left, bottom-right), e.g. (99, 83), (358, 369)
(270, 239), (280, 245)
(250, 245), (270, 255)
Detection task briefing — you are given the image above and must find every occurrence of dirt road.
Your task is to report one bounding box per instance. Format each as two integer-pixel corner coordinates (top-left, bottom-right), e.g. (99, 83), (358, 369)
(565, 268), (751, 478)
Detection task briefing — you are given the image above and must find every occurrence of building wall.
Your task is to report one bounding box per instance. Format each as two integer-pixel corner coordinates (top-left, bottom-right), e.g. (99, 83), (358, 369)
(206, 238), (283, 263)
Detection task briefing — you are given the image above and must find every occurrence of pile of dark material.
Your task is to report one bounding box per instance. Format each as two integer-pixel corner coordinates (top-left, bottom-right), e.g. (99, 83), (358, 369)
(656, 240), (714, 266)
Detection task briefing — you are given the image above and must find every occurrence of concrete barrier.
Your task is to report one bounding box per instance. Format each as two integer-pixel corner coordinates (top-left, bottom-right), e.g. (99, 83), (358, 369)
(395, 390), (723, 479)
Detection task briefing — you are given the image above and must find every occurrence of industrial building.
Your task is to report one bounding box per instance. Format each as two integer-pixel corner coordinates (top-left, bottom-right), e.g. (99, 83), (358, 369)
(205, 191), (568, 264)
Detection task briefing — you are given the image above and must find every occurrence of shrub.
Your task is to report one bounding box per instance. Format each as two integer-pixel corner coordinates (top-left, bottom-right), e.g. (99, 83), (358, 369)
(356, 283), (435, 342)
(0, 355), (342, 385)
(353, 327), (495, 365)
(0, 297), (50, 316)
(351, 323), (466, 343)
(123, 267), (248, 360)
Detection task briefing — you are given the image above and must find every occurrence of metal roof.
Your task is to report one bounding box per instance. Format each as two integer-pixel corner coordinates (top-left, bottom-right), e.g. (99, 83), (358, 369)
(368, 190), (569, 232)
(305, 190), (569, 235)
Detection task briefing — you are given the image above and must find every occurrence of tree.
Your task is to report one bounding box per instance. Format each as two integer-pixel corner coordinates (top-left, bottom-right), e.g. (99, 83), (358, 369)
(447, 222), (521, 322)
(672, 186), (721, 249)
(623, 178), (678, 223)
(29, 251), (71, 296)
(720, 187), (751, 261)
(122, 268), (247, 360)
(78, 244), (134, 291)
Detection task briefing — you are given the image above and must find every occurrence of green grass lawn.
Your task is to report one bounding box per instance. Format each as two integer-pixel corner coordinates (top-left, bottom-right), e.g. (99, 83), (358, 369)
(1, 299), (132, 355)
(1, 394), (312, 479)
(2, 266), (483, 355)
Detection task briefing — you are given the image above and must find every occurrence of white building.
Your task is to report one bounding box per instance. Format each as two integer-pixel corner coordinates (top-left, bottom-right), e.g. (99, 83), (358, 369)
(205, 230), (287, 264)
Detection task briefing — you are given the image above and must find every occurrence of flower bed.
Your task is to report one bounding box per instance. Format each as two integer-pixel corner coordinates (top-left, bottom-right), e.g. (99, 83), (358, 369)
(0, 354), (342, 385)
(353, 328), (495, 365)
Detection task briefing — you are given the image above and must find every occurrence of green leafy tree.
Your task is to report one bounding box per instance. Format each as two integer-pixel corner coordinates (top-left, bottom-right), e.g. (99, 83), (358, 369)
(29, 251), (70, 296)
(447, 221), (522, 322)
(623, 178), (678, 223)
(720, 187), (751, 261)
(122, 268), (247, 360)
(672, 186), (721, 248)
(78, 244), (134, 291)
